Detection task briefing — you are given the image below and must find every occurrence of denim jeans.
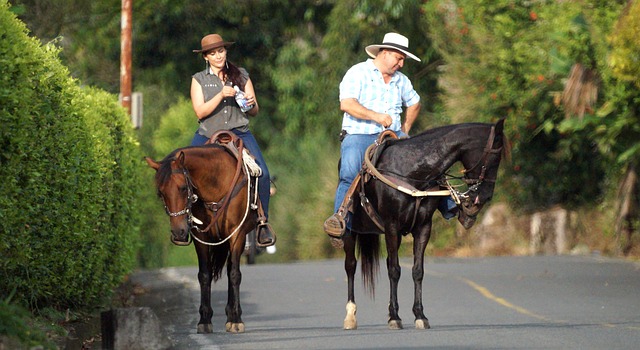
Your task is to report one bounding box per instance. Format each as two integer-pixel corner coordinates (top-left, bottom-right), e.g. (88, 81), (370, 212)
(333, 131), (456, 224)
(191, 130), (271, 218)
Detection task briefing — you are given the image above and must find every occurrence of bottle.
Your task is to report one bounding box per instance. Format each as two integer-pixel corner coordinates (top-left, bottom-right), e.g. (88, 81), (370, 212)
(233, 86), (254, 113)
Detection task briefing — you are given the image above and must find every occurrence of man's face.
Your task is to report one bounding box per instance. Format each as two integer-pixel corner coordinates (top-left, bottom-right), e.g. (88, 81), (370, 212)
(381, 49), (406, 74)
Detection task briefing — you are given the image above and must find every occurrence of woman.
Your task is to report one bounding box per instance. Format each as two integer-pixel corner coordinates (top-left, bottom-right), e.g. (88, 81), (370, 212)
(191, 33), (275, 247)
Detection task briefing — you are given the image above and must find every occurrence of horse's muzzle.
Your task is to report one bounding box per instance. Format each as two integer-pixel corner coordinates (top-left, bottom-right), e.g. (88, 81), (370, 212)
(171, 228), (191, 246)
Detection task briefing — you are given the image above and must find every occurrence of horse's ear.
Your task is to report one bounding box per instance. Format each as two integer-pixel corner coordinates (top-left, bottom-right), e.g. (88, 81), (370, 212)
(177, 151), (186, 166)
(144, 156), (160, 170)
(495, 118), (505, 135)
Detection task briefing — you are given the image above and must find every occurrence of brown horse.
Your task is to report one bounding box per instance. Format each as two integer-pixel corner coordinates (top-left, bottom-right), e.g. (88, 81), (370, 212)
(341, 119), (508, 330)
(146, 143), (257, 333)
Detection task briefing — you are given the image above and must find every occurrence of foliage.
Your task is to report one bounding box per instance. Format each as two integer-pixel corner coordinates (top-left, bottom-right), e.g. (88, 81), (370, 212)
(0, 296), (56, 349)
(10, 0), (640, 268)
(0, 0), (142, 312)
(421, 0), (633, 210)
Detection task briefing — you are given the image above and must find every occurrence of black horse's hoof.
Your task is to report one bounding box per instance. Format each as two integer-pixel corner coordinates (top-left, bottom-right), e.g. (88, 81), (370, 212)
(197, 323), (213, 333)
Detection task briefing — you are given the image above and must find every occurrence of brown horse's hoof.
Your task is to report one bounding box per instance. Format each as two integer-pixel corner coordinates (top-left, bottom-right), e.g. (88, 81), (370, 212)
(197, 323), (213, 334)
(388, 319), (403, 330)
(225, 322), (245, 333)
(415, 319), (430, 329)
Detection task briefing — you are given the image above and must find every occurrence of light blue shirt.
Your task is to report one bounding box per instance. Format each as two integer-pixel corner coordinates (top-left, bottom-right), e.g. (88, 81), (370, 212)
(339, 59), (420, 135)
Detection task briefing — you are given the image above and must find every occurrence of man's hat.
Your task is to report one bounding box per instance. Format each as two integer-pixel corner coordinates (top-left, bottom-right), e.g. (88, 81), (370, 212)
(365, 32), (420, 62)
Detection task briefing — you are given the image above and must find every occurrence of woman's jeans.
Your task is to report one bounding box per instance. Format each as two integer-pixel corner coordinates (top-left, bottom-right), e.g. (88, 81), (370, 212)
(191, 130), (271, 219)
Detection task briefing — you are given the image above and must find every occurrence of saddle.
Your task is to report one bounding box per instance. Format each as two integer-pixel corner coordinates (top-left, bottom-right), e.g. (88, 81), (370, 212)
(335, 130), (450, 234)
(204, 131), (268, 230)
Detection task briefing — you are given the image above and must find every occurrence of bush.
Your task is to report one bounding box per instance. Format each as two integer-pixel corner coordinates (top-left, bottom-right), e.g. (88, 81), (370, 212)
(0, 0), (142, 311)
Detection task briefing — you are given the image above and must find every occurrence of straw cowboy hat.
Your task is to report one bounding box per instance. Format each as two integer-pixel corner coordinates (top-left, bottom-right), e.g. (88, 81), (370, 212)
(365, 32), (420, 62)
(193, 34), (235, 53)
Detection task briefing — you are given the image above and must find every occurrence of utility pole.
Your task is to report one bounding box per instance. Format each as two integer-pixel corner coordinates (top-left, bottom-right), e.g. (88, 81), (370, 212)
(120, 0), (132, 115)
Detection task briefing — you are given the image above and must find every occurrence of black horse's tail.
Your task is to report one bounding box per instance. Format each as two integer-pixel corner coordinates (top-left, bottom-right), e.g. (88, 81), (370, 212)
(357, 234), (380, 297)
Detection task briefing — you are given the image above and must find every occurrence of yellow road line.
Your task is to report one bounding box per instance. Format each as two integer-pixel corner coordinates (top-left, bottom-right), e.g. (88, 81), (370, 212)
(457, 277), (557, 322)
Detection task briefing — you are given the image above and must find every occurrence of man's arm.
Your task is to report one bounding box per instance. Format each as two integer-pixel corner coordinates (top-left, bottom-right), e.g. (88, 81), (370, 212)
(340, 98), (393, 128)
(402, 102), (421, 135)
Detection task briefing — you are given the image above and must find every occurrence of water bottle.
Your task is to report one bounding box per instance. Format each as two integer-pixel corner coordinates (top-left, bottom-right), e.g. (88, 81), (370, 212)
(233, 86), (253, 113)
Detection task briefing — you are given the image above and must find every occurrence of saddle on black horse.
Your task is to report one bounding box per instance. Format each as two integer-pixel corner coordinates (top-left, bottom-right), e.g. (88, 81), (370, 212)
(324, 130), (453, 238)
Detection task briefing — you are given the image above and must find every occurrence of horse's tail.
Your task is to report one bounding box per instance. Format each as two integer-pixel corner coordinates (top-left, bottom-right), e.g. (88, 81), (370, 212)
(357, 234), (380, 297)
(210, 243), (229, 282)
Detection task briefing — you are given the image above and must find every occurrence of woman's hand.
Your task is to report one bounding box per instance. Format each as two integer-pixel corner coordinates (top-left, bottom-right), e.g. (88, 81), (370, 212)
(220, 85), (236, 98)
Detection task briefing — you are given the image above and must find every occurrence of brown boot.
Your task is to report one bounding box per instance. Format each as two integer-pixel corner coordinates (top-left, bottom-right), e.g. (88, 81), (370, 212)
(457, 210), (476, 229)
(256, 221), (276, 247)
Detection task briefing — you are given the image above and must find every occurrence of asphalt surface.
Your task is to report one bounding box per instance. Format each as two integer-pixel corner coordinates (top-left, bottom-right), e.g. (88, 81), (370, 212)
(129, 255), (640, 349)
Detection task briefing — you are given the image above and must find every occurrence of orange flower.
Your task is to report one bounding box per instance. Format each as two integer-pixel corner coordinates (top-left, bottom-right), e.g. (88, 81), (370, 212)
(530, 11), (538, 21)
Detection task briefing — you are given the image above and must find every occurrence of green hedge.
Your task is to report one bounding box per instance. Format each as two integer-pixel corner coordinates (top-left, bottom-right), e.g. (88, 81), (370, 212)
(0, 1), (142, 310)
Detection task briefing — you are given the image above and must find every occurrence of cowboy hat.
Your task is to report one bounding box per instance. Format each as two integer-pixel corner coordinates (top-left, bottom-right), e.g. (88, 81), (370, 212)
(365, 32), (420, 62)
(193, 34), (235, 53)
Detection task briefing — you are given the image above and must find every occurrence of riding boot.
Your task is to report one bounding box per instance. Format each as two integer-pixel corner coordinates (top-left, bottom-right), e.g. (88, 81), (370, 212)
(324, 174), (361, 238)
(256, 221), (276, 247)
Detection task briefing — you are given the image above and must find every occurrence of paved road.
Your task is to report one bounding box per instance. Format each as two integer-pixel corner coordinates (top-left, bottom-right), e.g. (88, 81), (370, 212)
(130, 255), (640, 349)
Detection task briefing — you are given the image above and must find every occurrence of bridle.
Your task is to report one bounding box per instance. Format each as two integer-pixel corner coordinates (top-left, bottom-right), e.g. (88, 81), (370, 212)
(442, 125), (503, 211)
(164, 167), (203, 228)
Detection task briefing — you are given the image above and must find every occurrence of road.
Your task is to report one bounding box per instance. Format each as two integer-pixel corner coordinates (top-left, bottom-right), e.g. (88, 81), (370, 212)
(130, 255), (640, 349)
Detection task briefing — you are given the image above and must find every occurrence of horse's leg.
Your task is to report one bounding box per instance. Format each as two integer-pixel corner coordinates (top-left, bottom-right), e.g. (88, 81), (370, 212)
(385, 232), (403, 330)
(343, 234), (358, 330)
(412, 222), (432, 330)
(225, 238), (245, 333)
(195, 244), (214, 334)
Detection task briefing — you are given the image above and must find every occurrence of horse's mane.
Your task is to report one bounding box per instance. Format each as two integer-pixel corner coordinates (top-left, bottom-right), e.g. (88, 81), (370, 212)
(155, 144), (224, 187)
(386, 122), (489, 147)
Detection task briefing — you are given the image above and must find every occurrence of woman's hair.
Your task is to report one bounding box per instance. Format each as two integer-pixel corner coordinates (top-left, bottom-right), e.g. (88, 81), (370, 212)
(223, 61), (246, 90)
(204, 51), (246, 90)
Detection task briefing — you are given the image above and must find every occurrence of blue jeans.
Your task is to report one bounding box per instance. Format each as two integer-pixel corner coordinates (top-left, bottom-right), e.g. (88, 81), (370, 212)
(191, 130), (271, 219)
(333, 131), (456, 223)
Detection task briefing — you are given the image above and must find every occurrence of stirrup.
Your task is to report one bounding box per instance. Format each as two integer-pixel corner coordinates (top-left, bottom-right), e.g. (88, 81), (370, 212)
(256, 221), (276, 247)
(323, 213), (346, 238)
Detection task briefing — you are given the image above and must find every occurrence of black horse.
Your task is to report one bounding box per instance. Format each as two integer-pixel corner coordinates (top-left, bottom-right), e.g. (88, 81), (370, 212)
(341, 119), (508, 330)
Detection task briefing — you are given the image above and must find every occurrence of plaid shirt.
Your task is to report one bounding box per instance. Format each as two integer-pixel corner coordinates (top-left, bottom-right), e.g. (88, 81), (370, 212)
(339, 59), (420, 135)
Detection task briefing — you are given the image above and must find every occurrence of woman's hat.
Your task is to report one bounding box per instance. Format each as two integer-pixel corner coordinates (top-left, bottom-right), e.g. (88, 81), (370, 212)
(193, 34), (235, 53)
(365, 32), (420, 62)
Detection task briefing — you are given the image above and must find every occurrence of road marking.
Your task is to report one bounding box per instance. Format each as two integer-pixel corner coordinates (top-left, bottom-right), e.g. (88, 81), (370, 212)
(457, 277), (557, 322)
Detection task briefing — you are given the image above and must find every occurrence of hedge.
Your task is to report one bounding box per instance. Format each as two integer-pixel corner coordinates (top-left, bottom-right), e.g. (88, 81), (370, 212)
(0, 1), (143, 310)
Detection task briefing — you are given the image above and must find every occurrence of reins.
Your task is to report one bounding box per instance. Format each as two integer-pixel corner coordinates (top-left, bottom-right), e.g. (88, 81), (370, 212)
(359, 125), (502, 231)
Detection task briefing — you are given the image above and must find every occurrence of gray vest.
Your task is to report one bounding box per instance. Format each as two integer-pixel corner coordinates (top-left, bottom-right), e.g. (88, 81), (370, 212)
(193, 68), (250, 138)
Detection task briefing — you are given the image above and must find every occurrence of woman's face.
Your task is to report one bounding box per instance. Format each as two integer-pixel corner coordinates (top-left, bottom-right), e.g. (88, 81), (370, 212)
(204, 47), (227, 70)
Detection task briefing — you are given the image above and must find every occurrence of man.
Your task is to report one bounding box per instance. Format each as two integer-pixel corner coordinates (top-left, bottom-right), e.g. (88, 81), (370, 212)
(324, 32), (458, 246)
